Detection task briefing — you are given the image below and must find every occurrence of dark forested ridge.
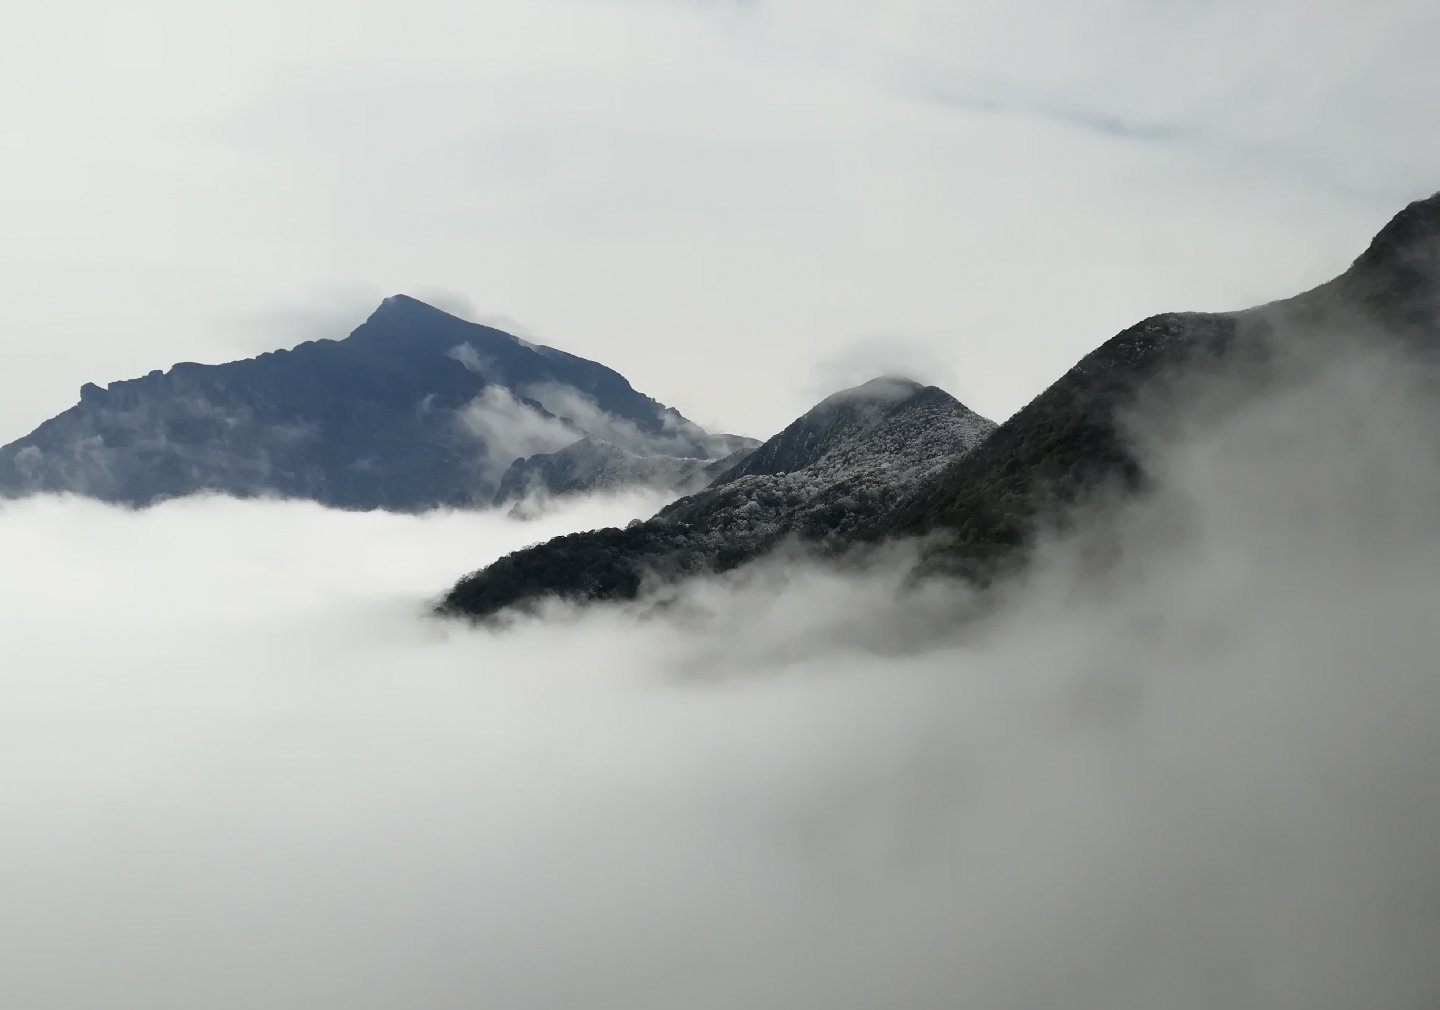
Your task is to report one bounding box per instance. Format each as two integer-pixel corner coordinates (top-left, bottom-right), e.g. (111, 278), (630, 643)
(440, 377), (996, 617)
(0, 295), (748, 510)
(442, 191), (1440, 619)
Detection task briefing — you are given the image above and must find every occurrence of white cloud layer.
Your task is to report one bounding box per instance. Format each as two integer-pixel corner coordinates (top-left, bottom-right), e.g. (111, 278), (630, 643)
(4, 334), (1440, 1008)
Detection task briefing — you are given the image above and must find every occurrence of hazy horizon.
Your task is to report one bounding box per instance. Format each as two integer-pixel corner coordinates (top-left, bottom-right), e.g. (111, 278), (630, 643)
(5, 0), (1439, 440)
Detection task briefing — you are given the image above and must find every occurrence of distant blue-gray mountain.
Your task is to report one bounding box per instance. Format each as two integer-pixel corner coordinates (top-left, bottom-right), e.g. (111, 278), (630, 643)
(0, 295), (754, 510)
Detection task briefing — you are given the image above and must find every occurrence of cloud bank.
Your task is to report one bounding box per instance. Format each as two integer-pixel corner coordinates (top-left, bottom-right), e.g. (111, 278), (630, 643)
(4, 333), (1440, 1008)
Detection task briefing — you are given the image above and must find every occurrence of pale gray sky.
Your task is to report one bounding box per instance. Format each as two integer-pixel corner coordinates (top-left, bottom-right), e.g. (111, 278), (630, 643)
(2, 0), (1436, 440)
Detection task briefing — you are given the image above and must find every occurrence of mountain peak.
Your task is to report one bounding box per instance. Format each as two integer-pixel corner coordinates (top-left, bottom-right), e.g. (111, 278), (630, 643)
(363, 293), (462, 326)
(708, 376), (971, 488)
(842, 374), (925, 394)
(1333, 191), (1440, 328)
(440, 376), (997, 619)
(1354, 192), (1440, 269)
(0, 294), (736, 510)
(342, 294), (522, 357)
(809, 375), (926, 412)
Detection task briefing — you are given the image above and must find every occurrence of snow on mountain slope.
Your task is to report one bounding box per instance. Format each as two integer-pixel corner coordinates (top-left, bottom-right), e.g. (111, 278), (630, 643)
(440, 377), (996, 617)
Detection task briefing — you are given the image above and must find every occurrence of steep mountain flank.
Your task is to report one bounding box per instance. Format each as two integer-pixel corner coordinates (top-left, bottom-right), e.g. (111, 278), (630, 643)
(888, 192), (1440, 581)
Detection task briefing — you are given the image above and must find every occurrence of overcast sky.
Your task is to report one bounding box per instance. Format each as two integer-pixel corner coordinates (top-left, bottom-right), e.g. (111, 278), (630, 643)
(3, 0), (1437, 439)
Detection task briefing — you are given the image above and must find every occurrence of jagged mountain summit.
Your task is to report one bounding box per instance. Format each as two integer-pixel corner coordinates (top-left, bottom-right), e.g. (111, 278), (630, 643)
(440, 376), (996, 617)
(0, 295), (752, 510)
(440, 190), (1440, 619)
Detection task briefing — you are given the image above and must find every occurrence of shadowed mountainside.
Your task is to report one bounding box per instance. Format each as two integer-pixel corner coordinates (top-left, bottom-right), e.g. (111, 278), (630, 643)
(0, 295), (751, 510)
(887, 191), (1440, 582)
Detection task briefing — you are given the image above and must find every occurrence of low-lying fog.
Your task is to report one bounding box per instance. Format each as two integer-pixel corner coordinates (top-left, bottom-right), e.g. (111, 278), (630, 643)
(5, 341), (1440, 1009)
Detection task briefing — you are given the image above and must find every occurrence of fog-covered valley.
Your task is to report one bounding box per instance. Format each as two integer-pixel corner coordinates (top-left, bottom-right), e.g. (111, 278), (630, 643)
(6, 337), (1440, 1009)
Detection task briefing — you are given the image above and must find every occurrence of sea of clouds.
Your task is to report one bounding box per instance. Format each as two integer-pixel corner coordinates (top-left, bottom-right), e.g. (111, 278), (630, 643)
(4, 338), (1440, 1009)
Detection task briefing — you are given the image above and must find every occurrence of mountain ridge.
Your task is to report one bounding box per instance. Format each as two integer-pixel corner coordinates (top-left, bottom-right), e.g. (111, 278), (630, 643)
(886, 190), (1440, 581)
(0, 295), (749, 511)
(440, 191), (1440, 618)
(440, 377), (996, 617)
